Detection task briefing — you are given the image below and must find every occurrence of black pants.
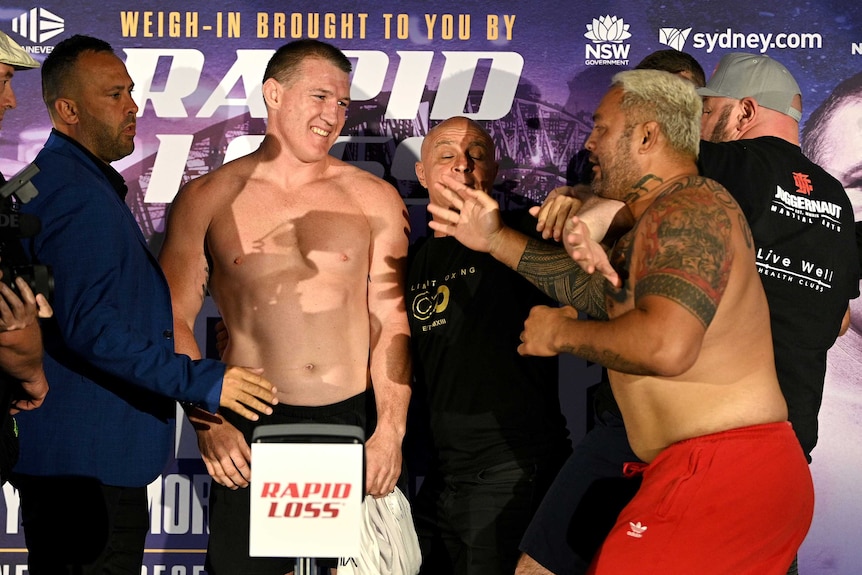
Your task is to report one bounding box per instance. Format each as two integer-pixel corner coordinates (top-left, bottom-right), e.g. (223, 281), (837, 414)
(207, 392), (374, 575)
(11, 474), (149, 575)
(413, 454), (567, 575)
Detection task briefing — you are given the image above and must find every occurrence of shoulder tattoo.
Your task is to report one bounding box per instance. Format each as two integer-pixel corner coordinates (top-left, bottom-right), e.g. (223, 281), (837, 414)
(633, 177), (734, 327)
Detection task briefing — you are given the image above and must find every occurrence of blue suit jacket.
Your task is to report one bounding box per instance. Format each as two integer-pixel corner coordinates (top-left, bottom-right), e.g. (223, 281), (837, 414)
(14, 131), (224, 487)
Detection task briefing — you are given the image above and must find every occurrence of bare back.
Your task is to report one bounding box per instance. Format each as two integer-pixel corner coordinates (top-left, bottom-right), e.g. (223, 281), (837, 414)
(607, 176), (787, 462)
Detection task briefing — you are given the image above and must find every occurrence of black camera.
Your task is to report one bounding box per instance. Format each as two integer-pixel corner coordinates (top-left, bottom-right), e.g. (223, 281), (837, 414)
(0, 163), (54, 302)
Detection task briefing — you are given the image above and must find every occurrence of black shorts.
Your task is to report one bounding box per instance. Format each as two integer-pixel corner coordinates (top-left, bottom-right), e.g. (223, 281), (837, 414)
(206, 391), (374, 575)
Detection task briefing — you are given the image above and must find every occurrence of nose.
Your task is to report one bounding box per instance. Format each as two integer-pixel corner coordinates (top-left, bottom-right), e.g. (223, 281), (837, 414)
(452, 153), (473, 174)
(1, 84), (16, 110)
(320, 100), (339, 125)
(126, 92), (139, 116)
(584, 131), (597, 151)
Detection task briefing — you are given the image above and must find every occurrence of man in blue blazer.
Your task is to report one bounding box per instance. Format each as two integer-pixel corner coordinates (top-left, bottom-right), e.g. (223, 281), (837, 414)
(11, 35), (278, 575)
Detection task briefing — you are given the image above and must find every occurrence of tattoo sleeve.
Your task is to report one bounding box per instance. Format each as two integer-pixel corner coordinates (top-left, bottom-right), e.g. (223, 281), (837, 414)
(516, 238), (609, 320)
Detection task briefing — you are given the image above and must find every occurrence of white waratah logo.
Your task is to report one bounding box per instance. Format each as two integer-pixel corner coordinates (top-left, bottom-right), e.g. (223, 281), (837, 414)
(659, 27), (692, 51)
(584, 15), (631, 43)
(626, 521), (648, 538)
(11, 7), (64, 44)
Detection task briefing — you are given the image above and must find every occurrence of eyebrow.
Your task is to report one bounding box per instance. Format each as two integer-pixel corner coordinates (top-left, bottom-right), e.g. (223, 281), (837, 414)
(105, 82), (134, 91)
(311, 87), (351, 103)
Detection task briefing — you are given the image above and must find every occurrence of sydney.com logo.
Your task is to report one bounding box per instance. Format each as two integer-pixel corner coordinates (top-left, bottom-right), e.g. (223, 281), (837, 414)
(659, 26), (822, 53)
(584, 15), (632, 65)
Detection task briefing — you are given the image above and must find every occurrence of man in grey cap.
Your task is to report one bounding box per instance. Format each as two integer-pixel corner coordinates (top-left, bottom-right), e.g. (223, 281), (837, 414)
(0, 31), (39, 129)
(0, 29), (51, 487)
(698, 51), (802, 135)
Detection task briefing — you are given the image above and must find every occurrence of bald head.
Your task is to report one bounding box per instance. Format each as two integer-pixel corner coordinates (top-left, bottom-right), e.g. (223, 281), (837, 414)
(416, 117), (498, 206)
(420, 117), (494, 163)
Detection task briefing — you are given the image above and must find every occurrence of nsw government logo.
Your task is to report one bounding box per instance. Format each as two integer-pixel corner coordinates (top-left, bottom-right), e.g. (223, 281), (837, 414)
(10, 7), (64, 44)
(584, 15), (631, 66)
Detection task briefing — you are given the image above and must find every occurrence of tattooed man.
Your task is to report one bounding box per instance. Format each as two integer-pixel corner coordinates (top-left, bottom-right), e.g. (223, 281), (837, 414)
(428, 69), (814, 575)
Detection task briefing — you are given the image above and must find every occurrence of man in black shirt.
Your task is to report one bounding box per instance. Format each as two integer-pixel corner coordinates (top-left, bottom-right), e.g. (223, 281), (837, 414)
(407, 116), (572, 574)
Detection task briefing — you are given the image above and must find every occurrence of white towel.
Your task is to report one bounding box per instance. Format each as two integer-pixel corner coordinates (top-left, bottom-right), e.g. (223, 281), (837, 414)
(337, 487), (421, 575)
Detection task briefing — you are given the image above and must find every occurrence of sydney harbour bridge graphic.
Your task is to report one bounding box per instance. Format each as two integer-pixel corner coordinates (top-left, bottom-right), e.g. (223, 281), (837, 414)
(125, 88), (594, 248)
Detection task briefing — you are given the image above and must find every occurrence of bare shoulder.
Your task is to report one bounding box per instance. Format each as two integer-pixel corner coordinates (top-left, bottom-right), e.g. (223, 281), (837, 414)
(329, 160), (407, 221)
(633, 175), (739, 327)
(172, 155), (257, 217)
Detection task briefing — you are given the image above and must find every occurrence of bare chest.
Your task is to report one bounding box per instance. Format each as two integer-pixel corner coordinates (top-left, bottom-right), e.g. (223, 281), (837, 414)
(207, 189), (372, 282)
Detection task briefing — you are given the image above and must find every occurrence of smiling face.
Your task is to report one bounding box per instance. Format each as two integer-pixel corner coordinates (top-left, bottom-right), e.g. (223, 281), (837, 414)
(584, 87), (641, 203)
(69, 50), (138, 163)
(415, 117), (498, 207)
(267, 56), (350, 164)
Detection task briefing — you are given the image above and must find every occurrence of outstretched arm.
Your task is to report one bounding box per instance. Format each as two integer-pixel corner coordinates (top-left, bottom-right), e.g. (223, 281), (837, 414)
(428, 174), (608, 317)
(520, 183), (733, 377)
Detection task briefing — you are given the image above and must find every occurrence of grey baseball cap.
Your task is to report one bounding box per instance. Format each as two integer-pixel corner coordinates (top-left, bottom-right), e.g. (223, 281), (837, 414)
(697, 52), (801, 121)
(0, 30), (39, 69)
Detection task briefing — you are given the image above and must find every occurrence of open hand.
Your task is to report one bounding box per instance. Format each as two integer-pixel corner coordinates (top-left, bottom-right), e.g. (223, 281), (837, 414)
(564, 216), (621, 288)
(218, 366), (278, 421)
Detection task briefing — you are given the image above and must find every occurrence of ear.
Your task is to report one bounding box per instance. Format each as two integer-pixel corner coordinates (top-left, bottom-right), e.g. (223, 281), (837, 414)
(737, 97), (758, 130)
(637, 121), (661, 153)
(53, 98), (78, 125)
(414, 161), (427, 188)
(263, 78), (282, 109)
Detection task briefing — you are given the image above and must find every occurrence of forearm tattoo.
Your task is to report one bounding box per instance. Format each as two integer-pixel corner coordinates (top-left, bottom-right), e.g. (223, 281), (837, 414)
(516, 239), (609, 319)
(634, 177), (733, 327)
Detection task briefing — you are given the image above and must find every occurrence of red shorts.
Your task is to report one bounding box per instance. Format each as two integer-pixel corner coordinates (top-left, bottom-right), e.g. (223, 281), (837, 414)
(588, 422), (813, 575)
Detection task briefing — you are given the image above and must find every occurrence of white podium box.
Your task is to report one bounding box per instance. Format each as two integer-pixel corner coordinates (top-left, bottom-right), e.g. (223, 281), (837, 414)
(250, 424), (365, 560)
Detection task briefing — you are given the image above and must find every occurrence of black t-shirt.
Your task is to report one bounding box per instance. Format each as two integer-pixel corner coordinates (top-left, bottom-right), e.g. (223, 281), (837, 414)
(407, 210), (571, 474)
(698, 137), (860, 457)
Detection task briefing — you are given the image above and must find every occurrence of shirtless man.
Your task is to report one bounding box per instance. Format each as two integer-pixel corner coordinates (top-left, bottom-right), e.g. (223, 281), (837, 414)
(430, 69), (813, 574)
(158, 39), (411, 574)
